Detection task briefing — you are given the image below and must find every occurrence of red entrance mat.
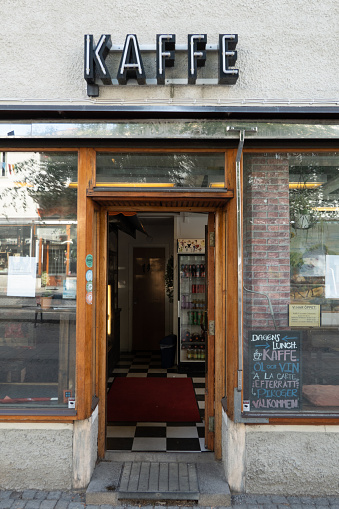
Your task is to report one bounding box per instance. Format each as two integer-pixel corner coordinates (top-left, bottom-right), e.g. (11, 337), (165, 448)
(107, 377), (201, 423)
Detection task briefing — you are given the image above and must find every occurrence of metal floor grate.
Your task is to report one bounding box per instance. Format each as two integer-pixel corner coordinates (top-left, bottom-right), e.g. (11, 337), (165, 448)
(118, 461), (199, 500)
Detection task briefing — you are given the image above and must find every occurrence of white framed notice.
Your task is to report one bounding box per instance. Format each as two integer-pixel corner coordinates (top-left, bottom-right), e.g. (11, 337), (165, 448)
(325, 255), (339, 299)
(7, 256), (37, 297)
(289, 304), (320, 327)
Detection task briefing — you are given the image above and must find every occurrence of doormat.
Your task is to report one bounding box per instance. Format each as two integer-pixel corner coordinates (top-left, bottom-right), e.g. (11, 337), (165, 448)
(107, 377), (201, 423)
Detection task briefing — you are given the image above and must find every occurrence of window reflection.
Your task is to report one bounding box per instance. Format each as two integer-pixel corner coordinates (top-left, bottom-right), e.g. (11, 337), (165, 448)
(243, 152), (339, 413)
(96, 152), (225, 188)
(0, 152), (77, 409)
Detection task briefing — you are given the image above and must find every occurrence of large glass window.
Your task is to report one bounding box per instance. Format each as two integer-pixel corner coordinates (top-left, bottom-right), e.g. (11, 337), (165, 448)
(0, 152), (77, 409)
(243, 152), (339, 414)
(96, 152), (225, 188)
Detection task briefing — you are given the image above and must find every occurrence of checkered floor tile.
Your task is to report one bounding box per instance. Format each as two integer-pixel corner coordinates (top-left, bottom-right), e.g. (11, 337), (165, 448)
(106, 351), (208, 452)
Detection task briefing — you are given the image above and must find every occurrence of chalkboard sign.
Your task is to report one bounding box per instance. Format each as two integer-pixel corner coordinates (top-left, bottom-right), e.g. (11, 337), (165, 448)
(248, 330), (302, 411)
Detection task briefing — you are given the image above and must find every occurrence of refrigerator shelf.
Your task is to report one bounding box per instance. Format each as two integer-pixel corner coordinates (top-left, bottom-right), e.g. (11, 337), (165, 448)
(181, 342), (205, 347)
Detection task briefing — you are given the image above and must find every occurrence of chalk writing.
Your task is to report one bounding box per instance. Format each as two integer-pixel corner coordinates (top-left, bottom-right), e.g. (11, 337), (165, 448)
(249, 330), (302, 411)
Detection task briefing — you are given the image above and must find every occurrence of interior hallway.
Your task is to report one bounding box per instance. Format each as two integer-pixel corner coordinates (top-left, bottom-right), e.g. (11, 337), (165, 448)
(106, 351), (208, 452)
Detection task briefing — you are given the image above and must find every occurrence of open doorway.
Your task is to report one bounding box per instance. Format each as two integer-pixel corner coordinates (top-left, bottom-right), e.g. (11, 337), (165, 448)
(105, 212), (211, 453)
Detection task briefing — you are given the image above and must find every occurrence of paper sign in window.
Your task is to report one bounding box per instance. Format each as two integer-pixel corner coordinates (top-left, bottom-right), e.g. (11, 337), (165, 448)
(325, 255), (339, 299)
(7, 256), (37, 297)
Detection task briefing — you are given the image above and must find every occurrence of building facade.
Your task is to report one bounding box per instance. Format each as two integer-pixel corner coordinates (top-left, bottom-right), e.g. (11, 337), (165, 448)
(0, 0), (338, 495)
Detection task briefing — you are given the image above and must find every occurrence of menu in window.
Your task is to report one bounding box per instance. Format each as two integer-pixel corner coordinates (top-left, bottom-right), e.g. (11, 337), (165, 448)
(7, 256), (37, 297)
(248, 330), (302, 412)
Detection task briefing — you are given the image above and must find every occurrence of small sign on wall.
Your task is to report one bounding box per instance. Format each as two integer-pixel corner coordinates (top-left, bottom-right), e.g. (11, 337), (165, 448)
(178, 238), (205, 254)
(289, 304), (320, 327)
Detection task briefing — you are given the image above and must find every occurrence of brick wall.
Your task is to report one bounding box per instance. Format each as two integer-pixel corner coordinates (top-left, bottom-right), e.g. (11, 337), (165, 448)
(243, 153), (290, 331)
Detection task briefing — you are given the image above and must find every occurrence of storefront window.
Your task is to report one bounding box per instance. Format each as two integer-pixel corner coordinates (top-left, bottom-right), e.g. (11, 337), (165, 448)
(0, 152), (77, 409)
(243, 152), (339, 414)
(96, 152), (225, 188)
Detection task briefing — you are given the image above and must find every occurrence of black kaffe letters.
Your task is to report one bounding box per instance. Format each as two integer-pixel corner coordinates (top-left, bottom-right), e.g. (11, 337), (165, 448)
(84, 33), (239, 94)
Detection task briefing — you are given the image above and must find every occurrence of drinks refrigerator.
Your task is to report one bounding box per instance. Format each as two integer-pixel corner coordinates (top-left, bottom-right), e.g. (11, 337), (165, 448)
(178, 254), (206, 372)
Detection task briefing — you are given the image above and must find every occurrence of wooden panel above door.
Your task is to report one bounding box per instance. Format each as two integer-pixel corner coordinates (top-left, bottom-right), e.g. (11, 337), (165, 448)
(87, 189), (233, 211)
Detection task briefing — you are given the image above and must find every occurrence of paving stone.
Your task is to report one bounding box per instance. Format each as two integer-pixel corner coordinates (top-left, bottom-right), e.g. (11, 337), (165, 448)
(329, 500), (339, 506)
(247, 504), (265, 509)
(0, 500), (15, 509)
(67, 503), (85, 509)
(300, 498), (316, 505)
(24, 501), (42, 509)
(46, 494), (62, 501)
(67, 495), (85, 503)
(240, 496), (260, 504)
(54, 501), (69, 509)
(11, 502), (27, 509)
(328, 505), (339, 509)
(9, 494), (22, 501)
(255, 496), (275, 504)
(21, 494), (37, 502)
(315, 500), (331, 506)
(0, 495), (12, 502)
(271, 496), (289, 504)
(33, 494), (47, 502)
(40, 501), (57, 509)
(59, 495), (73, 502)
(289, 505), (304, 509)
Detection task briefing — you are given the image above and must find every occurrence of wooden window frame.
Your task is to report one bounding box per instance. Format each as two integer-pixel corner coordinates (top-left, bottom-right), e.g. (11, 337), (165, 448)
(1, 144), (338, 433)
(0, 147), (81, 423)
(236, 147), (339, 426)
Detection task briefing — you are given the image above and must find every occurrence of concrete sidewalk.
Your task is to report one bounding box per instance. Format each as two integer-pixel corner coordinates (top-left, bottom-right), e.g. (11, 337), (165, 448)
(1, 490), (339, 509)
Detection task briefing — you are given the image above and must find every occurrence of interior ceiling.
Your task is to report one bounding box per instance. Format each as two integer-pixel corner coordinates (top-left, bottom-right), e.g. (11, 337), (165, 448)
(109, 213), (148, 238)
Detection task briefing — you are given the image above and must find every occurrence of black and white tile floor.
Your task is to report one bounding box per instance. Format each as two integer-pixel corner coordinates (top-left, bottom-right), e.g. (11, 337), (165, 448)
(106, 351), (208, 453)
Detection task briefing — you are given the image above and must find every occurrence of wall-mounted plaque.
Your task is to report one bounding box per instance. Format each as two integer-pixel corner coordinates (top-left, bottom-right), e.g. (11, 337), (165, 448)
(289, 304), (320, 327)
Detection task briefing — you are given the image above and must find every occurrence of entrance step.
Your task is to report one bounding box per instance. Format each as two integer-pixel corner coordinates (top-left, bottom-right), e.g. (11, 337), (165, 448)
(86, 453), (231, 507)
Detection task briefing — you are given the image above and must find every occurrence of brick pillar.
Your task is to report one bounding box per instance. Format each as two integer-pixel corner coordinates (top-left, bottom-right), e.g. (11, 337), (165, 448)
(243, 153), (290, 331)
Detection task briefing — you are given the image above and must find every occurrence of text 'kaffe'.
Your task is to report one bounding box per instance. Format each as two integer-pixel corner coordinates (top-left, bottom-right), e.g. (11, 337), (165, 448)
(248, 331), (302, 411)
(84, 33), (239, 96)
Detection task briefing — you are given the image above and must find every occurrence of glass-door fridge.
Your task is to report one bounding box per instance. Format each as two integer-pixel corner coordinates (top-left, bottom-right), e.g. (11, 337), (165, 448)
(178, 254), (206, 372)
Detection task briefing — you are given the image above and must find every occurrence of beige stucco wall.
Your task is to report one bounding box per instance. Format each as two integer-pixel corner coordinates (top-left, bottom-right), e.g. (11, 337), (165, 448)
(0, 408), (98, 491)
(222, 411), (339, 495)
(0, 0), (338, 107)
(0, 422), (74, 490)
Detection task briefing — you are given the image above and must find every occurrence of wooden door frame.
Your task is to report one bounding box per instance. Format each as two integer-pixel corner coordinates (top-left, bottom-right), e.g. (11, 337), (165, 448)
(95, 203), (227, 460)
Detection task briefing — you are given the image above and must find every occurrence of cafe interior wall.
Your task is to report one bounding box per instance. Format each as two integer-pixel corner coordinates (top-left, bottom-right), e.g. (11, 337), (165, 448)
(118, 220), (174, 352)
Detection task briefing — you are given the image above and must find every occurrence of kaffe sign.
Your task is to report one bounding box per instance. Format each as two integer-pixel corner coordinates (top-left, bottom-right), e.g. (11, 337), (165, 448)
(84, 33), (239, 96)
(249, 331), (302, 411)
